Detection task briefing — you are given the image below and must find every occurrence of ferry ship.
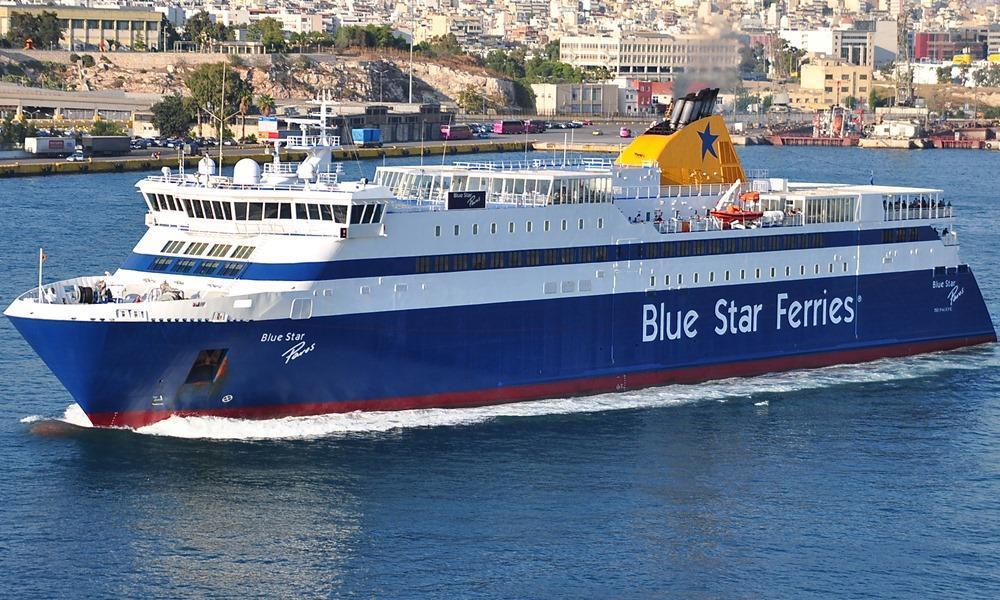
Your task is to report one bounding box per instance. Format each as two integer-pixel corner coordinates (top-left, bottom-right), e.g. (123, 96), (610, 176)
(6, 88), (996, 428)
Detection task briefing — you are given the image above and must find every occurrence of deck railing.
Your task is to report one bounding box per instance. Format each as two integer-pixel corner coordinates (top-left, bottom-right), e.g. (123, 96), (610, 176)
(884, 203), (953, 221)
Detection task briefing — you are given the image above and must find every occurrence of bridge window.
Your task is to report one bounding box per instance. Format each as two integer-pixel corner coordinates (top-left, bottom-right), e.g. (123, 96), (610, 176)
(320, 205), (334, 221)
(248, 202), (263, 220)
(231, 245), (255, 259)
(296, 204), (308, 219)
(185, 242), (208, 256)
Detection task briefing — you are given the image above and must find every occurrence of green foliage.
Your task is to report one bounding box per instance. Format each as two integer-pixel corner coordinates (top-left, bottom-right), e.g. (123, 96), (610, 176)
(150, 94), (193, 137)
(739, 43), (768, 77)
(184, 11), (230, 46)
(478, 44), (594, 110)
(334, 25), (408, 51)
(868, 87), (888, 109)
(0, 118), (38, 146)
(483, 49), (526, 79)
(161, 17), (181, 51)
(772, 39), (805, 80)
(6, 11), (62, 49)
(843, 96), (857, 109)
(972, 64), (1000, 88)
(937, 66), (952, 84)
(456, 85), (496, 112)
(417, 34), (465, 58)
(762, 94), (774, 111)
(184, 63), (254, 118)
(982, 106), (1000, 119)
(248, 17), (287, 51)
(256, 94), (276, 116)
(80, 54), (95, 68)
(542, 40), (560, 62)
(90, 120), (125, 136)
(69, 53), (80, 63)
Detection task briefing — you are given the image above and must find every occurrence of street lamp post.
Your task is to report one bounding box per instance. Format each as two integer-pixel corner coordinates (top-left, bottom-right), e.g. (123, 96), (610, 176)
(408, 0), (414, 104)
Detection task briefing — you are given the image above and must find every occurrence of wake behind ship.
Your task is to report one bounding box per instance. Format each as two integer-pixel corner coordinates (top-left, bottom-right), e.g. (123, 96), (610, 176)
(6, 89), (996, 428)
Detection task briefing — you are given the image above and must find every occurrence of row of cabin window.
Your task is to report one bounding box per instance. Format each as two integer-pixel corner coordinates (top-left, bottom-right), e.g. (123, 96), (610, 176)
(881, 228), (919, 244)
(159, 240), (255, 260)
(415, 246), (612, 274)
(151, 195), (384, 225)
(414, 233), (831, 274)
(148, 257), (246, 277)
(435, 217), (605, 237)
(638, 233), (827, 259)
(651, 262), (853, 288)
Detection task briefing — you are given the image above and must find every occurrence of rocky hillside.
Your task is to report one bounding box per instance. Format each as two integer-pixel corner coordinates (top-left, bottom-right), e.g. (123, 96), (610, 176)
(0, 50), (518, 109)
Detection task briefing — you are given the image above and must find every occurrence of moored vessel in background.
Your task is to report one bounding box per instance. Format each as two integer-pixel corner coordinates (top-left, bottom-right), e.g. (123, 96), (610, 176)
(6, 89), (995, 428)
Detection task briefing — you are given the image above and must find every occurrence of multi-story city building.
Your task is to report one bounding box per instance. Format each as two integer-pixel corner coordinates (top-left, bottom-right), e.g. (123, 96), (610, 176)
(559, 32), (740, 82)
(0, 5), (163, 51)
(791, 55), (873, 111)
(530, 82), (619, 115)
(913, 29), (988, 62)
(780, 27), (875, 67)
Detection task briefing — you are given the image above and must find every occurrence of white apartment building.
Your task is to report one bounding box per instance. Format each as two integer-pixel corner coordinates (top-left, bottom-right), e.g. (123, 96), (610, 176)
(559, 32), (740, 82)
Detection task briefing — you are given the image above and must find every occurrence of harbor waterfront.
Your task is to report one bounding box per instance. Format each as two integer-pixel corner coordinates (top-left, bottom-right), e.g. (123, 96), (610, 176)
(1, 147), (1000, 596)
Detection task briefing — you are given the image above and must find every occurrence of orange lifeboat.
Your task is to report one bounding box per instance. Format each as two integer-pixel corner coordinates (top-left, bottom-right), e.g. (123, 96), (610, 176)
(710, 191), (763, 224)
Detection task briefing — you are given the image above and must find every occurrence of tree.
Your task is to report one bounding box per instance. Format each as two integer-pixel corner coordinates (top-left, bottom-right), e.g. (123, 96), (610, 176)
(937, 66), (952, 84)
(5, 11), (62, 49)
(868, 87), (882, 109)
(184, 11), (228, 47)
(843, 96), (857, 109)
(542, 40), (560, 62)
(185, 63), (253, 137)
(90, 120), (125, 136)
(80, 54), (95, 68)
(150, 94), (193, 137)
(237, 89), (252, 141)
(160, 17), (181, 51)
(249, 17), (286, 51)
(257, 94), (276, 116)
(456, 85), (491, 113)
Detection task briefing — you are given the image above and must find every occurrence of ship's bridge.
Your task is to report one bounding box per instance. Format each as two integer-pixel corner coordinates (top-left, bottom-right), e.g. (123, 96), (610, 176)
(137, 161), (392, 238)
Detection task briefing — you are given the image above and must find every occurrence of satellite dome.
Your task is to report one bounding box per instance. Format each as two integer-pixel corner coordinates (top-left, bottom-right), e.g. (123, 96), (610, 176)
(233, 158), (261, 185)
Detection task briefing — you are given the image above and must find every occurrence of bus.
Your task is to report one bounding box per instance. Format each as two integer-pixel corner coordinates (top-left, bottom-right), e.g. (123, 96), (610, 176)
(440, 124), (474, 140)
(493, 120), (526, 134)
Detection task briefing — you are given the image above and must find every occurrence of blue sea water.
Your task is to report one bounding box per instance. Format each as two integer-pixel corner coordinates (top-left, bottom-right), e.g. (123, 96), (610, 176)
(1, 148), (999, 598)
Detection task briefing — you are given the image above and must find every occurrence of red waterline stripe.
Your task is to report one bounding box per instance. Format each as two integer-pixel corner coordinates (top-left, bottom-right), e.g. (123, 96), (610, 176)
(89, 334), (997, 429)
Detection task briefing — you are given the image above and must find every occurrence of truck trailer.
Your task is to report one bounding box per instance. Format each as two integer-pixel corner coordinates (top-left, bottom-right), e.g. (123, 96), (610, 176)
(24, 137), (76, 156)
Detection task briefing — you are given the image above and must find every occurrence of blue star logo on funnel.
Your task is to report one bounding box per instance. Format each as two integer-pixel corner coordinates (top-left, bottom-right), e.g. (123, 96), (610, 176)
(698, 124), (719, 161)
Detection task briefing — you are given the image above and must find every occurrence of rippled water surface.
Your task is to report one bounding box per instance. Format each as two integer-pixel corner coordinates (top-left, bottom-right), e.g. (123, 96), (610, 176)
(1, 148), (999, 598)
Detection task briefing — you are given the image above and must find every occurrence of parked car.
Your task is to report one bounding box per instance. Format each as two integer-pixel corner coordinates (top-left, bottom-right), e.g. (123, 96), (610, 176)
(591, 129), (603, 136)
(66, 150), (92, 161)
(619, 127), (632, 138)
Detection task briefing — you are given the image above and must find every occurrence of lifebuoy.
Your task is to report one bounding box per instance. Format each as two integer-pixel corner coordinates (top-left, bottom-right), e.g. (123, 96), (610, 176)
(987, 143), (994, 150)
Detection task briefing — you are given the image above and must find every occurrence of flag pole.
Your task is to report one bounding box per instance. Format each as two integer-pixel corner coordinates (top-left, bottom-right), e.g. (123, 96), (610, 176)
(37, 247), (43, 302)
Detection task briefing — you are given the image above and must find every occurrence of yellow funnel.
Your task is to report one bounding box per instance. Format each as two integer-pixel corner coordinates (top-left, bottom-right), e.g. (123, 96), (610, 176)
(615, 114), (745, 186)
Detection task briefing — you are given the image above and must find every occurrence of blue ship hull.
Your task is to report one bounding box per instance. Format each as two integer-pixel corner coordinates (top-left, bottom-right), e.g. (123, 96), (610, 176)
(9, 268), (996, 427)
